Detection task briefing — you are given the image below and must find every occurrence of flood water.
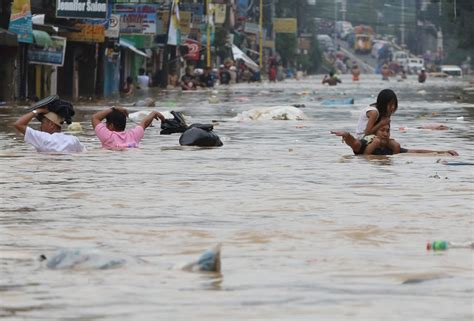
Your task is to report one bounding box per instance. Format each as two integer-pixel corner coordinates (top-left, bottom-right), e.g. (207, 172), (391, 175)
(1, 75), (473, 320)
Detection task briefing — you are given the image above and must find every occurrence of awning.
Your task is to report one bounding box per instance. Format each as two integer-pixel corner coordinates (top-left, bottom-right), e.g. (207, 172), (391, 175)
(232, 44), (260, 72)
(32, 30), (53, 47)
(0, 28), (18, 47)
(119, 38), (151, 58)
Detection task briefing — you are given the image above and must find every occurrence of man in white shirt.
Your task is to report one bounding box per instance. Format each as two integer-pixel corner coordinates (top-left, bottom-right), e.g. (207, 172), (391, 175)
(136, 68), (150, 90)
(14, 106), (85, 153)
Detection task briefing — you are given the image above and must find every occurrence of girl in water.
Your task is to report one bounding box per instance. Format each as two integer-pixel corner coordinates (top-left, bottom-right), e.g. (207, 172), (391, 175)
(333, 89), (401, 155)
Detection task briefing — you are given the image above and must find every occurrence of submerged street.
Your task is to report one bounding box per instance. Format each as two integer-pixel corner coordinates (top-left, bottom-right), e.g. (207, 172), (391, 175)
(1, 75), (473, 320)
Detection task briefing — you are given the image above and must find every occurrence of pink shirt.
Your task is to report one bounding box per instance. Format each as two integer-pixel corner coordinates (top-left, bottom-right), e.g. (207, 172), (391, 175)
(95, 123), (144, 149)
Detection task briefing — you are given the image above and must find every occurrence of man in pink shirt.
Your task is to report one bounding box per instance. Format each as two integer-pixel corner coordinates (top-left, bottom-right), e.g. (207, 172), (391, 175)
(91, 106), (165, 149)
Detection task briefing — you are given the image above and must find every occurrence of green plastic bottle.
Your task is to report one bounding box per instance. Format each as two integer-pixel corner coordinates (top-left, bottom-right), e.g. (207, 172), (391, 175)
(427, 240), (448, 251)
(427, 241), (474, 251)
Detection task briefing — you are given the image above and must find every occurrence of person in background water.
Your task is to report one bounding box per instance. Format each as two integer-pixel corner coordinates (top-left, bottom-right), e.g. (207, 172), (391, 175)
(418, 68), (427, 83)
(137, 68), (151, 90)
(219, 65), (231, 85)
(14, 104), (85, 153)
(351, 63), (361, 81)
(331, 122), (458, 156)
(322, 71), (341, 86)
(198, 66), (214, 88)
(121, 76), (134, 96)
(181, 67), (196, 90)
(91, 106), (165, 149)
(381, 63), (391, 80)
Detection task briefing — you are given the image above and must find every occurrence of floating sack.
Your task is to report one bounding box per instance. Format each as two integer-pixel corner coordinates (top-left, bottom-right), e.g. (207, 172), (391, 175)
(133, 98), (156, 107)
(179, 126), (223, 147)
(232, 106), (307, 121)
(39, 248), (126, 270)
(182, 244), (221, 272)
(321, 98), (354, 106)
(67, 122), (83, 133)
(162, 111), (223, 147)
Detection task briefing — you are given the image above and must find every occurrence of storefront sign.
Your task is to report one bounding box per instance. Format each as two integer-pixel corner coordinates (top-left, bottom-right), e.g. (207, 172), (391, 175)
(63, 23), (105, 42)
(244, 22), (259, 35)
(8, 0), (33, 43)
(56, 0), (107, 19)
(214, 4), (226, 24)
(115, 4), (157, 35)
(105, 14), (120, 38)
(156, 10), (169, 35)
(274, 18), (297, 33)
(28, 36), (67, 66)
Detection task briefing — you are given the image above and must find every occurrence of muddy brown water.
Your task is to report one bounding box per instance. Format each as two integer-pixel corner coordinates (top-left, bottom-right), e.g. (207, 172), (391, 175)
(0, 75), (473, 320)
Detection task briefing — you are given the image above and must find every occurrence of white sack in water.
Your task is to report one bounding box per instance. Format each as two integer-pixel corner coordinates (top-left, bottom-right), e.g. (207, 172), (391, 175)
(129, 110), (175, 123)
(232, 106), (308, 121)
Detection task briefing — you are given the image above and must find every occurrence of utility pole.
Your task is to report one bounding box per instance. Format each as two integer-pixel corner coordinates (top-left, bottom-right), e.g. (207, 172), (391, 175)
(401, 0), (405, 46)
(259, 0), (263, 68)
(206, 0), (211, 67)
(341, 0), (346, 21)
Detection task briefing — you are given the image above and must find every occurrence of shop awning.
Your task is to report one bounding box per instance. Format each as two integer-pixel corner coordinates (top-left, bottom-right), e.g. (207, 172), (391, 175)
(0, 28), (18, 47)
(119, 38), (151, 58)
(32, 30), (53, 47)
(232, 45), (260, 72)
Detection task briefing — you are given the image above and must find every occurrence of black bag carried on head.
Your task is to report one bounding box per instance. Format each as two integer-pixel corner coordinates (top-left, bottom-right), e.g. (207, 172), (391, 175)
(160, 111), (188, 135)
(28, 95), (75, 124)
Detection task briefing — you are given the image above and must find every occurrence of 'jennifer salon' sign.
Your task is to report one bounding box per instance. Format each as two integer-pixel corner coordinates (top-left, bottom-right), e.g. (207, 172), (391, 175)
(56, 0), (107, 19)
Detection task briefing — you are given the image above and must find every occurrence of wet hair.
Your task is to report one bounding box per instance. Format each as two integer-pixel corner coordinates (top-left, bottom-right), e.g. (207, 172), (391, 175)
(371, 89), (398, 118)
(106, 110), (126, 131)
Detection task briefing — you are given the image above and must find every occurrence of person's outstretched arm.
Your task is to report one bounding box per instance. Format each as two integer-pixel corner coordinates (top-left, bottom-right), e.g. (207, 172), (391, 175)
(405, 149), (459, 156)
(140, 111), (165, 129)
(91, 107), (128, 129)
(14, 107), (49, 135)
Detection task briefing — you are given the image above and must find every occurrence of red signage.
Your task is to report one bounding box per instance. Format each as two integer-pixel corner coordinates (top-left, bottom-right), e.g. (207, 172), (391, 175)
(184, 39), (200, 61)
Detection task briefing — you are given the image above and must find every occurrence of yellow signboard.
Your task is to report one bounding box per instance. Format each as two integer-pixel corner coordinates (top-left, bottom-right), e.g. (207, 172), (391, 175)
(274, 18), (297, 34)
(63, 24), (105, 43)
(179, 11), (192, 36)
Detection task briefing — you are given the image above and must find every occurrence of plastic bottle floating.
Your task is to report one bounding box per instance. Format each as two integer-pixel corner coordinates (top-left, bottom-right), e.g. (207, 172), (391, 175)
(426, 240), (474, 251)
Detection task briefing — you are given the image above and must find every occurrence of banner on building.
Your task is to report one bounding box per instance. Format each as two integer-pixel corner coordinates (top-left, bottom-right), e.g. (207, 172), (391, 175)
(63, 23), (105, 42)
(28, 36), (67, 66)
(167, 0), (180, 45)
(237, 0), (249, 18)
(115, 4), (157, 35)
(179, 11), (191, 36)
(214, 4), (226, 24)
(8, 0), (33, 43)
(184, 39), (200, 61)
(56, 0), (107, 19)
(274, 18), (297, 33)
